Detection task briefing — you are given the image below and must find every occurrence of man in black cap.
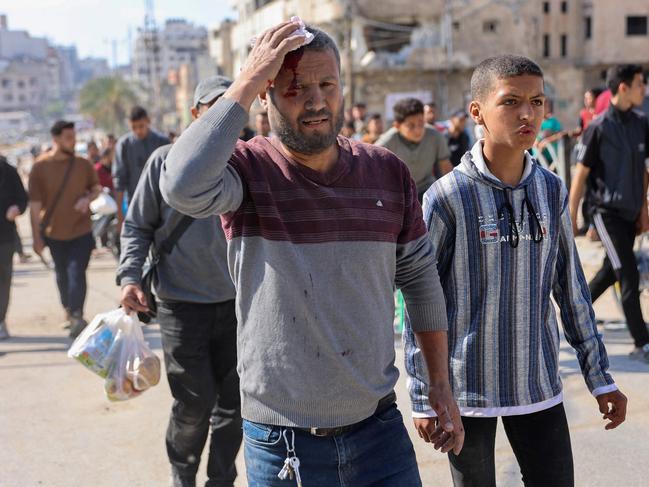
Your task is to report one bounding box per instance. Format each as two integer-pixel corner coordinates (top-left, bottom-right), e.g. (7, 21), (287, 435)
(117, 75), (241, 487)
(446, 109), (471, 167)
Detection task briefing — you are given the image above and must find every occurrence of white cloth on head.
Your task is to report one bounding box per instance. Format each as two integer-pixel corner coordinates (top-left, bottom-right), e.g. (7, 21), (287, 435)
(250, 16), (314, 50)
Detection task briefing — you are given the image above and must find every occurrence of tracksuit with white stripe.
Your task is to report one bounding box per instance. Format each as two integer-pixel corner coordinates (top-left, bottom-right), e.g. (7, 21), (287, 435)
(578, 104), (649, 349)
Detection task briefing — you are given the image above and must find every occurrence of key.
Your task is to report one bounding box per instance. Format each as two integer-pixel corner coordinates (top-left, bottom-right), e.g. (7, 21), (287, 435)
(277, 457), (293, 480)
(289, 456), (302, 486)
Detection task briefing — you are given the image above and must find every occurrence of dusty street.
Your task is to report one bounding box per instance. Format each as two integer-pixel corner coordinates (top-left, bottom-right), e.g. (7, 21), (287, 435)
(1, 216), (648, 486)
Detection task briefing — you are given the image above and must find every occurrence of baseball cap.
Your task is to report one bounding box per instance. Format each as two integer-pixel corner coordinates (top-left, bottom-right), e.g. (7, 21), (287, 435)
(193, 75), (233, 108)
(451, 109), (468, 119)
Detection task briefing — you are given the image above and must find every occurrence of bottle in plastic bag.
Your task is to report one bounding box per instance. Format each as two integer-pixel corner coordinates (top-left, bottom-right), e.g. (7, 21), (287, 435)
(103, 312), (161, 401)
(69, 309), (161, 401)
(68, 308), (123, 378)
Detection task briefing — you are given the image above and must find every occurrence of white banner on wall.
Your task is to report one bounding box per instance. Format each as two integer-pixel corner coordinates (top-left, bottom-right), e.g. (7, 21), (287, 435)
(384, 91), (432, 122)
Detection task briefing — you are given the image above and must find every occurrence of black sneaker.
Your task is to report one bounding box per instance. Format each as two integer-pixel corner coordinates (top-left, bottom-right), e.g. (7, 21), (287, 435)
(629, 344), (649, 364)
(0, 320), (9, 340)
(169, 469), (196, 487)
(68, 315), (88, 339)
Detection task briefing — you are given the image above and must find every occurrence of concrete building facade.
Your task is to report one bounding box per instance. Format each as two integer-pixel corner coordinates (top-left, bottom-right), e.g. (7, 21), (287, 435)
(220, 0), (649, 127)
(209, 19), (236, 76)
(0, 59), (49, 113)
(132, 18), (213, 86)
(132, 18), (217, 128)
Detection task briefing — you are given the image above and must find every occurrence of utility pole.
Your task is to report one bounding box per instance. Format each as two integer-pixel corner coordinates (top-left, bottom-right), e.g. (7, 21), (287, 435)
(343, 0), (355, 109)
(111, 40), (118, 72)
(143, 0), (162, 126)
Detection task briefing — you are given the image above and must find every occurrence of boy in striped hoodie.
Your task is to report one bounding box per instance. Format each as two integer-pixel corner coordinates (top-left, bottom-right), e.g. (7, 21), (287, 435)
(404, 55), (628, 487)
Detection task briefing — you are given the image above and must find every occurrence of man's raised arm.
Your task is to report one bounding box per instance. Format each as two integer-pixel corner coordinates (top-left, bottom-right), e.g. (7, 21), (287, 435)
(160, 20), (308, 217)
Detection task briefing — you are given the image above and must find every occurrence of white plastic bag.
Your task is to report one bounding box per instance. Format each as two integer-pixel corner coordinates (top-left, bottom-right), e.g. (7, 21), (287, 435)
(90, 189), (117, 215)
(68, 308), (124, 378)
(69, 309), (161, 401)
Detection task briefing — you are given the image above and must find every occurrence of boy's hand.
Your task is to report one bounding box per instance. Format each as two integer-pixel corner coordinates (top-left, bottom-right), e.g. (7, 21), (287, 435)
(417, 383), (464, 454)
(73, 195), (91, 214)
(570, 215), (579, 237)
(5, 205), (20, 222)
(596, 390), (627, 430)
(32, 234), (45, 256)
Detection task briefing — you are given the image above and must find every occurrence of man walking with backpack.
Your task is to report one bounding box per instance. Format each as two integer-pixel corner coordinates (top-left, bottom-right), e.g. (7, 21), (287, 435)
(117, 76), (240, 487)
(29, 121), (101, 338)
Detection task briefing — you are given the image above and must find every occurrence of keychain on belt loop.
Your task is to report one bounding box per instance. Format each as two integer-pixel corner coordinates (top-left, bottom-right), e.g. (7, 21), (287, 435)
(277, 428), (303, 486)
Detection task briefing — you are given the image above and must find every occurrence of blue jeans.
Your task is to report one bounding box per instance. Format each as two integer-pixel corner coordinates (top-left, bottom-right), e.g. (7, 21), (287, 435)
(45, 232), (94, 315)
(243, 403), (422, 487)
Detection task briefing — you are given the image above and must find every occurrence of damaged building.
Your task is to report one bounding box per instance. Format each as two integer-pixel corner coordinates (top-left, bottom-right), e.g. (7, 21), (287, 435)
(211, 0), (649, 127)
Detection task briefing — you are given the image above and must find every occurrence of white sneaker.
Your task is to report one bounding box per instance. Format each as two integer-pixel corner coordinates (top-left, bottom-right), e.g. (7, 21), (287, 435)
(0, 321), (9, 340)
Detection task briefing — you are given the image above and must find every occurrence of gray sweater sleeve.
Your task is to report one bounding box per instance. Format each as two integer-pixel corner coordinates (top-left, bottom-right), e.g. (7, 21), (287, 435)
(117, 148), (166, 286)
(396, 169), (448, 332)
(160, 98), (249, 217)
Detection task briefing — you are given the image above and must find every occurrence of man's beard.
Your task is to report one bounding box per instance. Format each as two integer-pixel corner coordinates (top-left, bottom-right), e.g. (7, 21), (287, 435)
(271, 107), (345, 155)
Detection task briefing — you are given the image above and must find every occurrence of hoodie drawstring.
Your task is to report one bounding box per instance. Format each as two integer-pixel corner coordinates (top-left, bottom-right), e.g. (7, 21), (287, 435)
(502, 188), (520, 248)
(523, 186), (544, 244)
(500, 187), (544, 248)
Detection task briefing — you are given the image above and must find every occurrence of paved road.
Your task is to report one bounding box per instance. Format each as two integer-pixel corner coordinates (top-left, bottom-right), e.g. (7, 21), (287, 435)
(1, 217), (648, 486)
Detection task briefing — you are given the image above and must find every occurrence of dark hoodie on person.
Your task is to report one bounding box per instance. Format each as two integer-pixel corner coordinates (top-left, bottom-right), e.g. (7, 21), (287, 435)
(0, 157), (28, 243)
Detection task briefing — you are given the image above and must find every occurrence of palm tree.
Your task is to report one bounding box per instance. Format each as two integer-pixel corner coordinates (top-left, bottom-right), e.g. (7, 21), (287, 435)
(78, 77), (139, 135)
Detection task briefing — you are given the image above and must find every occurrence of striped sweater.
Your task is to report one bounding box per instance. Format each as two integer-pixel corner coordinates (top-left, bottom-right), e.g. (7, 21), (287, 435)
(160, 98), (448, 428)
(405, 142), (616, 417)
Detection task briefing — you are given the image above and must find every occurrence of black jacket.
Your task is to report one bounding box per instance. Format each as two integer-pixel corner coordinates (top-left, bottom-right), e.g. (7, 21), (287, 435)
(0, 158), (28, 243)
(578, 105), (649, 222)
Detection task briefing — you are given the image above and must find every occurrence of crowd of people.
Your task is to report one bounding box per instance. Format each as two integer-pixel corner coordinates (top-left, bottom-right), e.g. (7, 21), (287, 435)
(2, 17), (649, 487)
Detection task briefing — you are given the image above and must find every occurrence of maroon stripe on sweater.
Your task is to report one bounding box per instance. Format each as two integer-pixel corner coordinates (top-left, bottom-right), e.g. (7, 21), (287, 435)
(221, 136), (426, 245)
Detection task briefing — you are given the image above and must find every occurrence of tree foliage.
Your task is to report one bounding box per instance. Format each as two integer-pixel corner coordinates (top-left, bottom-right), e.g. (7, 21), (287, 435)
(78, 77), (139, 134)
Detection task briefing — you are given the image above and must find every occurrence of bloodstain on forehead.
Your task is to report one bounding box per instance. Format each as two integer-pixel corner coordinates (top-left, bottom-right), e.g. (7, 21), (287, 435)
(281, 49), (305, 98)
(282, 49), (304, 71)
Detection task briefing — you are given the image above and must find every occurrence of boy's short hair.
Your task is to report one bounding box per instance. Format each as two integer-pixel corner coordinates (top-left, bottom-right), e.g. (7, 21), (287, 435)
(368, 112), (382, 121)
(50, 120), (74, 136)
(471, 55), (544, 101)
(393, 98), (424, 123)
(129, 106), (149, 122)
(606, 65), (644, 95)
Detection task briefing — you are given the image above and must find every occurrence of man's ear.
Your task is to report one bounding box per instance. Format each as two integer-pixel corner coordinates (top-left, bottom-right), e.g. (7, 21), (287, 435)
(190, 106), (199, 120)
(393, 121), (400, 129)
(258, 90), (270, 110)
(617, 82), (628, 96)
(469, 101), (483, 125)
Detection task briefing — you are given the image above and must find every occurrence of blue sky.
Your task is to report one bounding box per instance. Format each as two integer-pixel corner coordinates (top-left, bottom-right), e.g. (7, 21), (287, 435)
(2, 0), (235, 66)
